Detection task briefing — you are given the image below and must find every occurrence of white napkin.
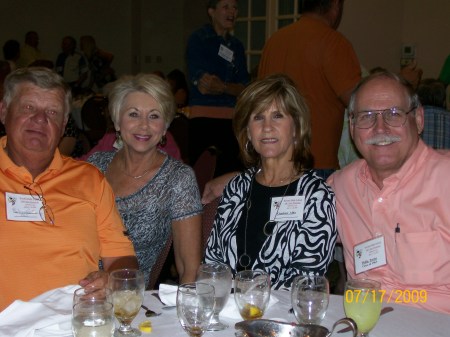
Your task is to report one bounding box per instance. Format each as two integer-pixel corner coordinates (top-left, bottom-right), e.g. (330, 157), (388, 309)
(158, 283), (178, 306)
(0, 285), (78, 337)
(158, 283), (278, 320)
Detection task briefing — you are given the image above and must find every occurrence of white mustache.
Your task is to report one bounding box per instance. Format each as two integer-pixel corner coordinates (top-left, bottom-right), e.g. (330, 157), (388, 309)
(365, 134), (402, 145)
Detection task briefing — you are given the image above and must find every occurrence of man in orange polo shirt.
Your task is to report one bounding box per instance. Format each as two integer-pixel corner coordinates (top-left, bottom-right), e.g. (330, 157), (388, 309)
(0, 67), (138, 311)
(328, 71), (450, 314)
(258, 0), (361, 178)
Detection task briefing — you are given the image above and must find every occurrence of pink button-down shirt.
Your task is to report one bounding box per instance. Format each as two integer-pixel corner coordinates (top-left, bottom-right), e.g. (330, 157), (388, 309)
(328, 140), (450, 314)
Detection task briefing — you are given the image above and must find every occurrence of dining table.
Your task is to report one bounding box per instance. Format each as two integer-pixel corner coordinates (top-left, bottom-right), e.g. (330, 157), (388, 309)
(1, 286), (450, 337)
(135, 290), (450, 337)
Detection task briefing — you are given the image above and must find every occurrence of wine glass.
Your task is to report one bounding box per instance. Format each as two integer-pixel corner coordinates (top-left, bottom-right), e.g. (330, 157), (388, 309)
(196, 262), (232, 330)
(72, 298), (115, 337)
(176, 282), (216, 337)
(344, 278), (382, 337)
(234, 270), (271, 320)
(291, 274), (329, 324)
(109, 269), (145, 337)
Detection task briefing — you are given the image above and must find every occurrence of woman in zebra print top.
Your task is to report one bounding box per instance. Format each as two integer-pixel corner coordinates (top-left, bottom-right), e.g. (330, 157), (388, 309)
(204, 74), (337, 289)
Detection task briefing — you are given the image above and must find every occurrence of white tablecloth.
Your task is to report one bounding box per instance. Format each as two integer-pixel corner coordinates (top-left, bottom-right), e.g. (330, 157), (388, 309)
(2, 289), (449, 336)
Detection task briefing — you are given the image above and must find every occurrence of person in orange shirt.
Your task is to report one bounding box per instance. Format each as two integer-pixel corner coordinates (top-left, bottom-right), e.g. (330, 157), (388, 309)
(328, 70), (450, 314)
(0, 67), (138, 311)
(258, 0), (361, 178)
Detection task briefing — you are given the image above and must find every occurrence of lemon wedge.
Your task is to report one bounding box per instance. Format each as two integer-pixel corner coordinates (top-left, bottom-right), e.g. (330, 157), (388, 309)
(242, 304), (263, 319)
(139, 320), (152, 333)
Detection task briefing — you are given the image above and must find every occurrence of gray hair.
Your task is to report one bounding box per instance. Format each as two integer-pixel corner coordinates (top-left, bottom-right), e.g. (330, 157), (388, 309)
(108, 73), (176, 130)
(348, 70), (421, 115)
(2, 67), (71, 118)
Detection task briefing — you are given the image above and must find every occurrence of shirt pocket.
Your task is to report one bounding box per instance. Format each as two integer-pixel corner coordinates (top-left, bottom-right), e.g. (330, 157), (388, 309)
(395, 230), (449, 286)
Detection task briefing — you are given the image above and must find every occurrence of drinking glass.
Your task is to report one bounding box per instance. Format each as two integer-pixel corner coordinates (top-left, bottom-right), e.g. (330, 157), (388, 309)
(291, 275), (329, 324)
(344, 278), (382, 337)
(72, 299), (115, 337)
(196, 262), (232, 330)
(234, 270), (271, 320)
(176, 282), (216, 337)
(73, 286), (112, 307)
(109, 269), (145, 337)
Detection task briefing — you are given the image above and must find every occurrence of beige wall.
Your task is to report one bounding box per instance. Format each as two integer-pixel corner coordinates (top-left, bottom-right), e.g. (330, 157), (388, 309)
(340, 0), (450, 78)
(0, 0), (448, 79)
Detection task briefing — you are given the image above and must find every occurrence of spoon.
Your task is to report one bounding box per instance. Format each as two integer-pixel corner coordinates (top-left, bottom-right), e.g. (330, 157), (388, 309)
(141, 304), (161, 317)
(337, 307), (394, 333)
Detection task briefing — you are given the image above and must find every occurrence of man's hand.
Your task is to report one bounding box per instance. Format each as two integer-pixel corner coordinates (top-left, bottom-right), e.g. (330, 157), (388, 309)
(201, 172), (238, 204)
(198, 73), (226, 95)
(79, 270), (109, 288)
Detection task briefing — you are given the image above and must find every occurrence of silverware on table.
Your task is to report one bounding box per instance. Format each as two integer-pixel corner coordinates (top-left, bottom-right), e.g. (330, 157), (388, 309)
(141, 304), (161, 317)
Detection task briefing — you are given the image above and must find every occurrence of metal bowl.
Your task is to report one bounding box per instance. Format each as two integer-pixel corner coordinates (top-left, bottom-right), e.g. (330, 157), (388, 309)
(235, 318), (357, 337)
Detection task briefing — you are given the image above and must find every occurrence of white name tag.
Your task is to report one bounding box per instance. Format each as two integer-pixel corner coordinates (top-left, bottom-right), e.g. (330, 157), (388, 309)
(353, 236), (387, 274)
(270, 196), (304, 221)
(5, 192), (43, 222)
(218, 44), (234, 62)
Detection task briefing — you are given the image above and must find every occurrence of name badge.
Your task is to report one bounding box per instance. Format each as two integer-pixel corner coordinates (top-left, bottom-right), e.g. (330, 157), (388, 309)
(5, 192), (43, 222)
(218, 44), (234, 62)
(269, 196), (304, 222)
(353, 236), (387, 274)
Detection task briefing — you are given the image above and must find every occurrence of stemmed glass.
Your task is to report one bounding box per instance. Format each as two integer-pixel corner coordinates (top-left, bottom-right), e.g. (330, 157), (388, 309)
(196, 262), (232, 330)
(291, 275), (329, 324)
(344, 278), (382, 337)
(176, 282), (216, 337)
(109, 269), (145, 337)
(234, 270), (271, 320)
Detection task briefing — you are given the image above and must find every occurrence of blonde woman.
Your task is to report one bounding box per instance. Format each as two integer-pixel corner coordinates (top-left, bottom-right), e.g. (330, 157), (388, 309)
(88, 74), (202, 287)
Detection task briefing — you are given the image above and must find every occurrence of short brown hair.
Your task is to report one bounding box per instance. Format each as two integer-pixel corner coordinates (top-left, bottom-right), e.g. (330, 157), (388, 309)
(233, 74), (313, 172)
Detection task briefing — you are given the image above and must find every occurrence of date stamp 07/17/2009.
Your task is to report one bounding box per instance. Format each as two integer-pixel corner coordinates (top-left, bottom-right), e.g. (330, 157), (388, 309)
(345, 289), (427, 304)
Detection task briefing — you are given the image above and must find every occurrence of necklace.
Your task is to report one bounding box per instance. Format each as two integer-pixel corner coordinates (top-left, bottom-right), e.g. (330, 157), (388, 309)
(120, 164), (152, 179)
(258, 170), (295, 187)
(238, 168), (296, 269)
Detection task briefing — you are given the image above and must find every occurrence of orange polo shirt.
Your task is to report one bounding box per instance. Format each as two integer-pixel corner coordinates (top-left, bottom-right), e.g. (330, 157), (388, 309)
(328, 140), (450, 314)
(258, 16), (361, 169)
(0, 137), (135, 311)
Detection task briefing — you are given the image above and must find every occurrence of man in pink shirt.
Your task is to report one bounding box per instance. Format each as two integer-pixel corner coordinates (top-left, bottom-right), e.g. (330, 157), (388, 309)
(328, 70), (450, 314)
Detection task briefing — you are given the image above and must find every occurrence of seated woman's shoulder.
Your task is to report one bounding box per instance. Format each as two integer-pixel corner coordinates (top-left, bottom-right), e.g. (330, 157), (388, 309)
(85, 151), (115, 164)
(166, 155), (195, 174)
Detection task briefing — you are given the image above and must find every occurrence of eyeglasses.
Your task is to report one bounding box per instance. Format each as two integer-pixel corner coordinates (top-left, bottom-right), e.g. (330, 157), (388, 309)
(351, 107), (416, 129)
(24, 182), (55, 225)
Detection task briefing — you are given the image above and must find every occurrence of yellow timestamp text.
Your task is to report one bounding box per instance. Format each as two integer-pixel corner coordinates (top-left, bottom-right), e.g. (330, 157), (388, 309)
(345, 289), (427, 304)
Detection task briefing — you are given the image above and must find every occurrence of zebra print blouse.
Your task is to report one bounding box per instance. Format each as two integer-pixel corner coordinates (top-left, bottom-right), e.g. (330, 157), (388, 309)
(204, 168), (337, 290)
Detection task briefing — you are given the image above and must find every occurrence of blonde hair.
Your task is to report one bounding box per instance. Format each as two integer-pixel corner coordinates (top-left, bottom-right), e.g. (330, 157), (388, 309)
(108, 73), (176, 130)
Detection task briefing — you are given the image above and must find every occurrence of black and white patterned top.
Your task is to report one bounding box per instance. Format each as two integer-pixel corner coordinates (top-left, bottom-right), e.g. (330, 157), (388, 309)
(204, 168), (337, 290)
(88, 151), (202, 286)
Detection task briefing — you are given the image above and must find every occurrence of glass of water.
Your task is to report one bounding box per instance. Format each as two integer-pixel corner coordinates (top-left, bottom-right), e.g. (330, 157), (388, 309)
(291, 275), (329, 324)
(176, 282), (216, 337)
(73, 286), (112, 308)
(196, 262), (232, 330)
(72, 299), (114, 337)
